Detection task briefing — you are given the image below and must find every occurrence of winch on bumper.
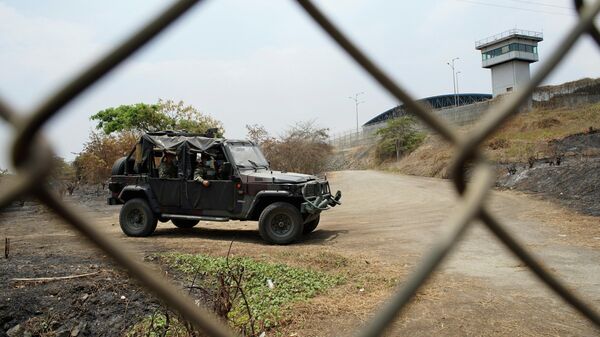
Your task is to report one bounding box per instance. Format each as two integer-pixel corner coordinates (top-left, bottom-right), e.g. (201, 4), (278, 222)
(300, 181), (342, 214)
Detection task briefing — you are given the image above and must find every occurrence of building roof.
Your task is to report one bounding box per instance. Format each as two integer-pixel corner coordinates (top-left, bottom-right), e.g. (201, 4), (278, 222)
(363, 93), (492, 126)
(475, 29), (543, 50)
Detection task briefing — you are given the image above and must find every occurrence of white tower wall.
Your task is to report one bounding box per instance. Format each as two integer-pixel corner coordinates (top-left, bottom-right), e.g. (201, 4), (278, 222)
(491, 61), (531, 96)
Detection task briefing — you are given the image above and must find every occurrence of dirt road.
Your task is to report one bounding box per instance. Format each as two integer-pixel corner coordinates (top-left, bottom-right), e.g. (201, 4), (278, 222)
(1, 170), (599, 336)
(323, 171), (600, 335)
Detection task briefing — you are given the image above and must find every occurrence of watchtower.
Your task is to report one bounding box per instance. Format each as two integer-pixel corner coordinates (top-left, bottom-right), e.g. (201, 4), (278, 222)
(476, 29), (543, 97)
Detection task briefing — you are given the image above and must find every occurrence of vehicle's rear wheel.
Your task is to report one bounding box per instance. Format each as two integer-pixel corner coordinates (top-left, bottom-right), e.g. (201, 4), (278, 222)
(172, 219), (199, 228)
(258, 202), (303, 245)
(119, 198), (157, 237)
(303, 214), (320, 234)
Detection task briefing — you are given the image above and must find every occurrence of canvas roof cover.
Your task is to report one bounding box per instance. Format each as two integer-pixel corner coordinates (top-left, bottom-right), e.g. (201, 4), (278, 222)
(142, 133), (222, 152)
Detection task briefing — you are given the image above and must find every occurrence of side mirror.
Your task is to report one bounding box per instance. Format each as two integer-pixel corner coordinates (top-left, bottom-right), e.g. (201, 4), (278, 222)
(221, 162), (233, 179)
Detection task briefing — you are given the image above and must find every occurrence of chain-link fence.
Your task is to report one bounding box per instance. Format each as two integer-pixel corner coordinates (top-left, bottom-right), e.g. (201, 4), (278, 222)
(1, 0), (599, 336)
(328, 128), (377, 149)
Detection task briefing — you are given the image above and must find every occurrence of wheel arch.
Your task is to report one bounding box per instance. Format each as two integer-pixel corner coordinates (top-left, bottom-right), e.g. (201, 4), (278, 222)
(119, 186), (160, 212)
(248, 194), (303, 221)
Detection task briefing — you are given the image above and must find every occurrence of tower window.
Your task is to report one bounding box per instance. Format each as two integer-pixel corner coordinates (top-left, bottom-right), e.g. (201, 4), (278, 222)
(482, 43), (538, 60)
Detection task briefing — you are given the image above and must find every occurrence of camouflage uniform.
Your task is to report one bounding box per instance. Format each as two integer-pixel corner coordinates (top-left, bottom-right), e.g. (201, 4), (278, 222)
(159, 160), (178, 179)
(194, 160), (216, 183)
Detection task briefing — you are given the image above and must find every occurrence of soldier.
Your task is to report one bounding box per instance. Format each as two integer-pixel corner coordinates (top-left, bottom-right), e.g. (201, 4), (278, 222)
(193, 154), (215, 187)
(158, 151), (178, 179)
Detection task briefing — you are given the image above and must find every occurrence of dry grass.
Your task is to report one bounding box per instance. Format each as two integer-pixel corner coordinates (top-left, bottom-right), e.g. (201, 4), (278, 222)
(382, 135), (454, 178)
(485, 102), (600, 162)
(384, 102), (600, 177)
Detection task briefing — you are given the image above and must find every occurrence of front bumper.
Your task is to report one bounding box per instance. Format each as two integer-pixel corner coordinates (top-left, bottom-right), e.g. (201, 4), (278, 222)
(301, 181), (342, 214)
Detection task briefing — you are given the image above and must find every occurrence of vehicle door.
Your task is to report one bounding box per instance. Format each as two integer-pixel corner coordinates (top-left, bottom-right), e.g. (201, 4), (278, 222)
(148, 149), (183, 208)
(182, 146), (236, 212)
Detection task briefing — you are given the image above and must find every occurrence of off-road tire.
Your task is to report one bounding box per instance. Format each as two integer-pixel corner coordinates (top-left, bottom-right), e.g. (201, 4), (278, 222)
(172, 219), (199, 228)
(258, 202), (304, 245)
(119, 198), (157, 237)
(303, 215), (320, 234)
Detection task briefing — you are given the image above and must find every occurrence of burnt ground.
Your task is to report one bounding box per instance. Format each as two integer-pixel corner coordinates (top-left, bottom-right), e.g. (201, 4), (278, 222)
(497, 131), (600, 216)
(0, 202), (160, 337)
(1, 254), (157, 337)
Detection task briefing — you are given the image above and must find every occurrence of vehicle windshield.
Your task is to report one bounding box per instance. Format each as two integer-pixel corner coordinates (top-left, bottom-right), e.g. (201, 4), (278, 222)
(227, 143), (269, 169)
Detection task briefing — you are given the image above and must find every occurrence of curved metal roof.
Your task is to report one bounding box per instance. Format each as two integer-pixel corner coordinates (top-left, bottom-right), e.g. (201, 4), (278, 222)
(363, 93), (492, 126)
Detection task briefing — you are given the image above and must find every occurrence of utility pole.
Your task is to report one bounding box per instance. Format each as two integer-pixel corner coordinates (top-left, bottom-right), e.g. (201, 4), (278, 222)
(456, 71), (462, 101)
(446, 57), (459, 106)
(348, 92), (365, 134)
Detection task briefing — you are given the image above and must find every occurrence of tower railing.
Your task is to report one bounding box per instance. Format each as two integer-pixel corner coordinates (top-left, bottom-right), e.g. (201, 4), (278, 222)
(476, 29), (544, 48)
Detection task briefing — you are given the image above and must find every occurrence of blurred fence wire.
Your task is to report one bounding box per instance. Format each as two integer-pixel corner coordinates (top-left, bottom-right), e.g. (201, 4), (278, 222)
(1, 0), (599, 336)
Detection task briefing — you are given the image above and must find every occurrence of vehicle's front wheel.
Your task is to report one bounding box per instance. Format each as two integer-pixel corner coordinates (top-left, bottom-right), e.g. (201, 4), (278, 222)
(119, 198), (157, 237)
(258, 202), (303, 245)
(303, 214), (320, 234)
(172, 219), (199, 228)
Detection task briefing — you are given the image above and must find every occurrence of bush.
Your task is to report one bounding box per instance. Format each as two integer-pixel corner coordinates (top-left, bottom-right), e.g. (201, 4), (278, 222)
(247, 121), (333, 175)
(73, 132), (138, 185)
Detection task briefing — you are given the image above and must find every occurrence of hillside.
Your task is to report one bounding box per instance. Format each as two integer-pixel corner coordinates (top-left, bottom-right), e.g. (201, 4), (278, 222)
(347, 102), (600, 215)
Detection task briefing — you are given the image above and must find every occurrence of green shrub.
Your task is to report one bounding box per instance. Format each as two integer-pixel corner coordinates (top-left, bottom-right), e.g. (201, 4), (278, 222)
(375, 116), (426, 162)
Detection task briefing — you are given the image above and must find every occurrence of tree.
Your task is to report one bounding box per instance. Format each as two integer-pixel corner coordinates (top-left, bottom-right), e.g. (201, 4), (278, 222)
(376, 116), (425, 162)
(50, 156), (79, 196)
(245, 124), (271, 145)
(91, 99), (224, 136)
(73, 131), (138, 185)
(249, 121), (333, 175)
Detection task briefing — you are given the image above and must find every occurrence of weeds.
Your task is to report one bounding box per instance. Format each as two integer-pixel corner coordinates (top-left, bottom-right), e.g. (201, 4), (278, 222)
(161, 252), (343, 333)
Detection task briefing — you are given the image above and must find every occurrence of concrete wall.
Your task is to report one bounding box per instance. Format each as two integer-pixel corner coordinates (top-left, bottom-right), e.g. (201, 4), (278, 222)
(533, 77), (600, 101)
(355, 98), (501, 144)
(332, 90), (598, 150)
(533, 93), (600, 109)
(434, 98), (497, 126)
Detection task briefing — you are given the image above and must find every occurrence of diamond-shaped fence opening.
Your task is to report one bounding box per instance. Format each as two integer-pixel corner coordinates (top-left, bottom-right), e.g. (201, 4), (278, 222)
(0, 1), (599, 336)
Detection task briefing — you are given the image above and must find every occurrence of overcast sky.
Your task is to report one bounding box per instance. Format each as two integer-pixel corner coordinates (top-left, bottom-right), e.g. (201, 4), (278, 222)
(0, 0), (599, 169)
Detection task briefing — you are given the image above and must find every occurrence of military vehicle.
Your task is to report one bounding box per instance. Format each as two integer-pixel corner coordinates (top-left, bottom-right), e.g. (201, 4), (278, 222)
(108, 131), (341, 244)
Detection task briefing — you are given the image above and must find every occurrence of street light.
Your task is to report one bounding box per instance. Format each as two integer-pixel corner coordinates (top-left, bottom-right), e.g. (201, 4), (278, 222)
(456, 71), (462, 102)
(446, 57), (459, 106)
(348, 92), (365, 134)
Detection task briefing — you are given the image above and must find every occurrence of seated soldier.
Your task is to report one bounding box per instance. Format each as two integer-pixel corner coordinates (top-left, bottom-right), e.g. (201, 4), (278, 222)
(193, 154), (215, 187)
(158, 151), (178, 179)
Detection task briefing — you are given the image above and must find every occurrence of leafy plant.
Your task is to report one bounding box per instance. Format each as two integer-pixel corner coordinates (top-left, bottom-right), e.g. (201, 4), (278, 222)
(161, 253), (343, 331)
(126, 312), (190, 337)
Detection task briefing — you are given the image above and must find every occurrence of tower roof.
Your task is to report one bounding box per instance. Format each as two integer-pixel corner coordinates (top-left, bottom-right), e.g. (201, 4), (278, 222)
(476, 29), (543, 50)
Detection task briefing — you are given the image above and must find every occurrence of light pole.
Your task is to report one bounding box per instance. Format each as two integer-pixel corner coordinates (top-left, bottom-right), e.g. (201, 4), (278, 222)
(348, 92), (365, 134)
(446, 57), (459, 106)
(456, 71), (462, 102)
